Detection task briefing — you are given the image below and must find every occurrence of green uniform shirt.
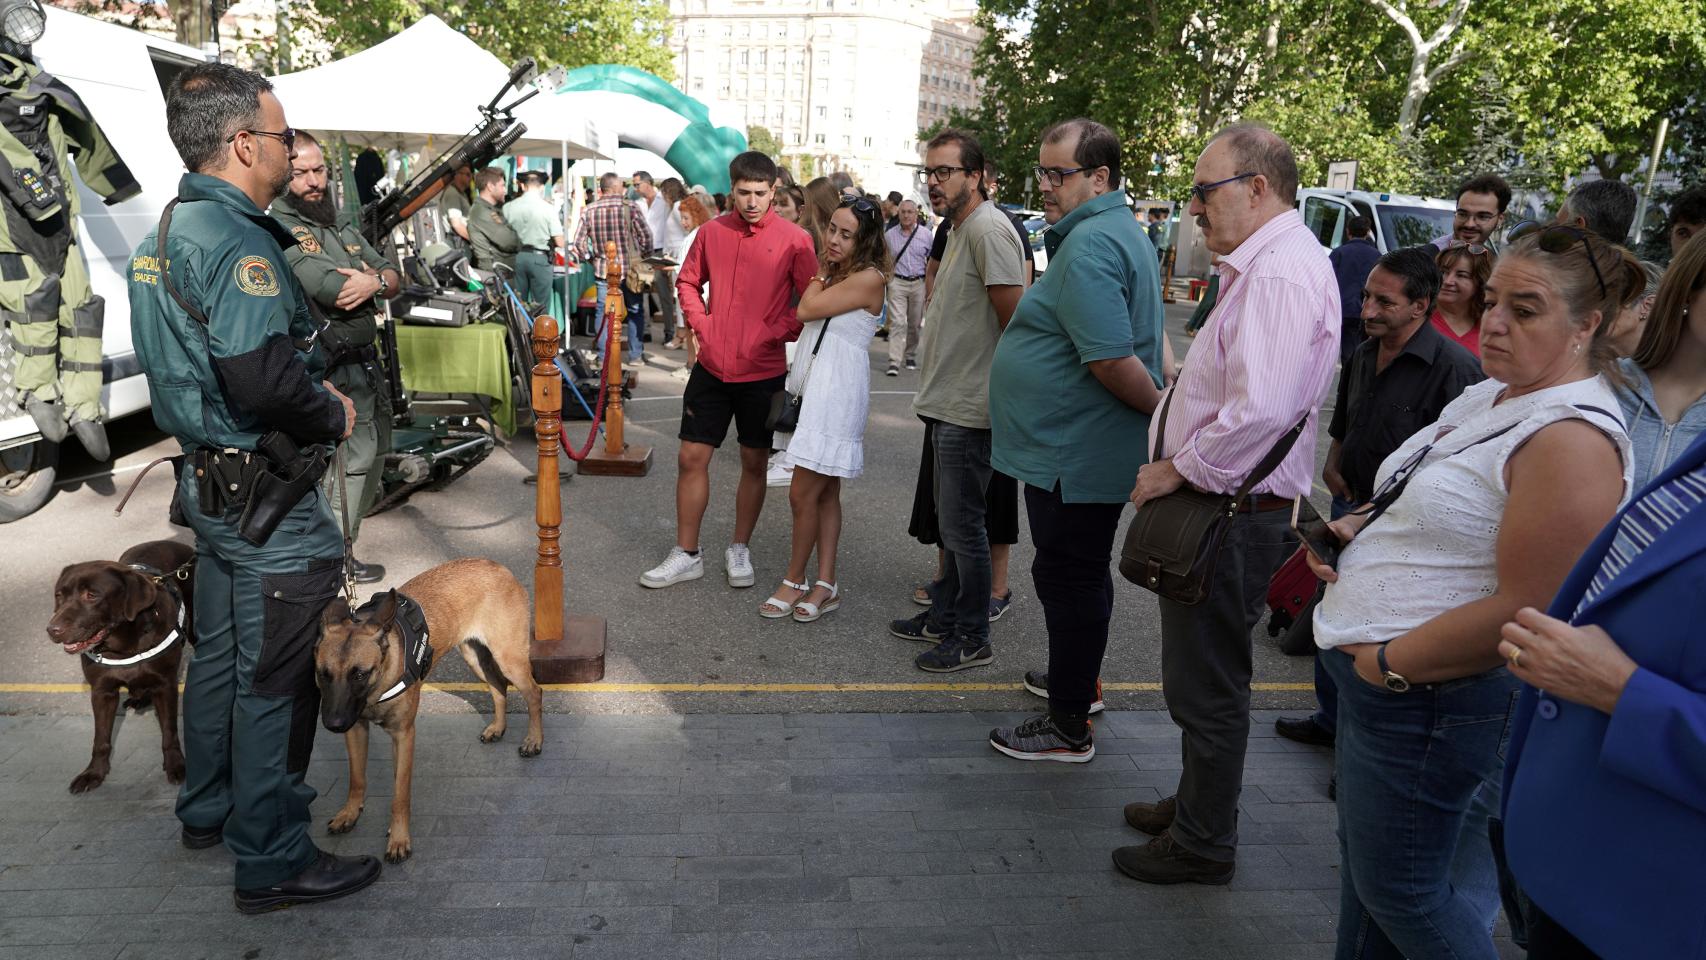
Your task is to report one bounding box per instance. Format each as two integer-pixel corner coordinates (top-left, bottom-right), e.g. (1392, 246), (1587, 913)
(269, 192), (395, 347)
(989, 190), (1164, 503)
(437, 185), (471, 242)
(469, 197), (519, 270)
(128, 174), (344, 452)
(502, 190), (559, 250)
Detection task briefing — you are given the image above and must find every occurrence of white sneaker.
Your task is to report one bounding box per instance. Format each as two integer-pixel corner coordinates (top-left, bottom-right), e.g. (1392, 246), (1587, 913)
(640, 547), (703, 589)
(725, 544), (756, 588)
(766, 463), (794, 487)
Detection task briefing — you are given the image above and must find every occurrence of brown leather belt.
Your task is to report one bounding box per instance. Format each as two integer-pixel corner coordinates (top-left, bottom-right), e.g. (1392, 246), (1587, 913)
(1236, 494), (1293, 513)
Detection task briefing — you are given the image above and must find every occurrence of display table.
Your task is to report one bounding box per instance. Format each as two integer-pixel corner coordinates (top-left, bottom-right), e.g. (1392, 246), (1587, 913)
(393, 322), (516, 434)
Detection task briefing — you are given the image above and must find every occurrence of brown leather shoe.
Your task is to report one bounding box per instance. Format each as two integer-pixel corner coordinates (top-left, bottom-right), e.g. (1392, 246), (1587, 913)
(1123, 795), (1177, 834)
(1112, 832), (1235, 885)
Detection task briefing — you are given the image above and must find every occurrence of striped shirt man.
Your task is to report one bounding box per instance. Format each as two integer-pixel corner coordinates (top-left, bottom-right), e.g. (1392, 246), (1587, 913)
(1150, 208), (1340, 497)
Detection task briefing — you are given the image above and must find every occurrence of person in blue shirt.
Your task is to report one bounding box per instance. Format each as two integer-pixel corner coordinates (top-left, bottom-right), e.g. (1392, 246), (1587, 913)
(1613, 232), (1706, 489)
(1328, 215), (1381, 362)
(986, 118), (1165, 764)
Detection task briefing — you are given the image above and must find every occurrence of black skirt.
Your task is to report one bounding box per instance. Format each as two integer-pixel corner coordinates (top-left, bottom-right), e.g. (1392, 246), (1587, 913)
(906, 418), (1020, 546)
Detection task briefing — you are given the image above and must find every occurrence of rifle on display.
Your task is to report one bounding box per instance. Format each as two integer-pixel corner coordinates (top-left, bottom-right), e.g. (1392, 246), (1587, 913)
(359, 57), (542, 247)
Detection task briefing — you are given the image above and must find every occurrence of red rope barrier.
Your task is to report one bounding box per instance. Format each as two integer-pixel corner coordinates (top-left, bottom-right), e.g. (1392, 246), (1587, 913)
(560, 365), (610, 462)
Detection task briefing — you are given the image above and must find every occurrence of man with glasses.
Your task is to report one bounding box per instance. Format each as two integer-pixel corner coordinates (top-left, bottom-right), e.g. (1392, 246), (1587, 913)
(270, 129), (402, 586)
(127, 63), (376, 912)
(1120, 123), (1340, 885)
(888, 129), (1026, 672)
(985, 118), (1166, 763)
(1432, 173), (1512, 252)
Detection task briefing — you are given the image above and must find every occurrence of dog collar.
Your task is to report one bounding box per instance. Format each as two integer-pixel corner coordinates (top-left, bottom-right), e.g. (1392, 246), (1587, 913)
(365, 592), (432, 704)
(84, 592), (185, 667)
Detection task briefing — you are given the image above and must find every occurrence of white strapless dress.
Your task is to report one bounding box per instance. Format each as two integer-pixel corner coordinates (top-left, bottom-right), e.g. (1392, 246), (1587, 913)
(777, 307), (881, 478)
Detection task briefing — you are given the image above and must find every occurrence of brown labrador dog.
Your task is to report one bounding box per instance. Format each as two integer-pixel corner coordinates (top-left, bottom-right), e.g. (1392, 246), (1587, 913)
(48, 539), (195, 794)
(315, 557), (543, 863)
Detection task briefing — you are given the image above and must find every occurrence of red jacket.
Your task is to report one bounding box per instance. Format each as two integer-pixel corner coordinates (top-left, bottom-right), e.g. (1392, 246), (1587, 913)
(676, 209), (819, 383)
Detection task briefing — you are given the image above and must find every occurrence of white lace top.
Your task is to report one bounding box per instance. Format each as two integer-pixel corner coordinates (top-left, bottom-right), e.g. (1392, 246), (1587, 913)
(1314, 376), (1632, 650)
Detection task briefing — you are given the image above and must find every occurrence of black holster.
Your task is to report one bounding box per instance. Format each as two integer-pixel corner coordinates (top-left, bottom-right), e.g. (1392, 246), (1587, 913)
(237, 432), (329, 546)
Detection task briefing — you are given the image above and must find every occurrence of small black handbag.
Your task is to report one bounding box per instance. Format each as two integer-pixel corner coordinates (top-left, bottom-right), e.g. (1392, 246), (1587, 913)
(766, 317), (831, 433)
(1118, 389), (1307, 605)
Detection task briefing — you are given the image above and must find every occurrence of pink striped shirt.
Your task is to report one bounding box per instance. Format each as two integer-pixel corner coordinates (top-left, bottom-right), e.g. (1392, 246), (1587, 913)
(1150, 209), (1340, 497)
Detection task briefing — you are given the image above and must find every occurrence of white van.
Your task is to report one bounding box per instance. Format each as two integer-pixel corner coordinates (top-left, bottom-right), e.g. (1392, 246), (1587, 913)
(0, 8), (206, 521)
(1296, 187), (1455, 253)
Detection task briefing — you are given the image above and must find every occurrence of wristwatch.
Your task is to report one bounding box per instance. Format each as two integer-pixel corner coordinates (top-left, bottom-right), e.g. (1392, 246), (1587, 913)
(375, 273), (390, 297)
(1376, 643), (1410, 692)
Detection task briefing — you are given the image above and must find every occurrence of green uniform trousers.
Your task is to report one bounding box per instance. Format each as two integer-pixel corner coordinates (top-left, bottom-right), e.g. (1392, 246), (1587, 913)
(0, 245), (104, 422)
(513, 250), (554, 311)
(321, 363), (388, 542)
(174, 469), (343, 890)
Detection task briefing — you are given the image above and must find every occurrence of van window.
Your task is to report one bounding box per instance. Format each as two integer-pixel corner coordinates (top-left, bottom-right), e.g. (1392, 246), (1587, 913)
(1302, 196), (1350, 248)
(1377, 205), (1454, 249)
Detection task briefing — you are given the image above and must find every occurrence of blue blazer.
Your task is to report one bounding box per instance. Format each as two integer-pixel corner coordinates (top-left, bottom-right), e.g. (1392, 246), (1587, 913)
(1502, 431), (1706, 959)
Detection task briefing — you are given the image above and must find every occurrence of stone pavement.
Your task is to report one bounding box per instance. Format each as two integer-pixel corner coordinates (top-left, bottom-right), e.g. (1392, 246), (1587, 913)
(0, 708), (1383, 960)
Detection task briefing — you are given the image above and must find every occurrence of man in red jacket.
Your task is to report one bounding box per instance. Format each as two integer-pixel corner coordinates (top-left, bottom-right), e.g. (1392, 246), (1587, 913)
(641, 151), (819, 590)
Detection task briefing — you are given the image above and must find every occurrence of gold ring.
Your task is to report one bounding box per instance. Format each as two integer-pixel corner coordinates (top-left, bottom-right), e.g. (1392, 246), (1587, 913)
(1509, 647), (1523, 667)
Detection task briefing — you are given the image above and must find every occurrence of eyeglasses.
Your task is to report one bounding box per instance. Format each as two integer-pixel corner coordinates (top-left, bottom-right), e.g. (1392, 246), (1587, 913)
(1507, 221), (1608, 297)
(1033, 165), (1090, 187)
(839, 195), (880, 221)
(228, 127), (297, 151)
(916, 165), (973, 185)
(1188, 172), (1255, 204)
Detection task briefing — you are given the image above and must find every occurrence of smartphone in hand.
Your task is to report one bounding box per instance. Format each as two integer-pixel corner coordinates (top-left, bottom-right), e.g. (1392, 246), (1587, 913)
(1291, 496), (1341, 569)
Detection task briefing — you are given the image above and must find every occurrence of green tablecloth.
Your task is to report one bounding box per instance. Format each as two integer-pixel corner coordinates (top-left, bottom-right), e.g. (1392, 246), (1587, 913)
(394, 322), (516, 434)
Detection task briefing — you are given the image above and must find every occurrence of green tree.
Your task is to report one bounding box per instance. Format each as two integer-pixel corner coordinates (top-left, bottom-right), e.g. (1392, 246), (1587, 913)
(746, 125), (783, 160)
(308, 0), (675, 78)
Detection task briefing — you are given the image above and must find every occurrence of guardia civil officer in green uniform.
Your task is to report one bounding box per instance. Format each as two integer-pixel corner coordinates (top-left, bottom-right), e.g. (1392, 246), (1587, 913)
(127, 64), (379, 913)
(467, 165), (518, 271)
(270, 130), (400, 585)
(501, 169), (562, 307)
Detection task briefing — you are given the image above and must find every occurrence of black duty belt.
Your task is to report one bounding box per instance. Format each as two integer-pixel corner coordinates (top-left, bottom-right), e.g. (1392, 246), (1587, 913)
(895, 274), (924, 282)
(520, 246), (550, 254)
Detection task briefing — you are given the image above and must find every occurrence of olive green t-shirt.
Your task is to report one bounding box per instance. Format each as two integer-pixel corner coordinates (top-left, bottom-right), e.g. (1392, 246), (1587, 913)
(912, 200), (1026, 430)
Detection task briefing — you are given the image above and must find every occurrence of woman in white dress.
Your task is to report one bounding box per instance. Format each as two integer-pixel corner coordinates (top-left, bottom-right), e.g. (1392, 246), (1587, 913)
(759, 196), (890, 621)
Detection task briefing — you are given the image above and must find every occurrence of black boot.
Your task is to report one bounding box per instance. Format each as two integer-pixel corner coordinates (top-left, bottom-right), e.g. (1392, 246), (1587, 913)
(181, 823), (223, 850)
(351, 559), (385, 584)
(25, 397), (68, 443)
(70, 419), (110, 462)
(234, 848), (381, 914)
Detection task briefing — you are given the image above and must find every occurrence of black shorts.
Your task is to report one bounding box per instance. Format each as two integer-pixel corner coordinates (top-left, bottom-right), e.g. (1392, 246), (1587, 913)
(679, 365), (787, 450)
(907, 417), (1020, 546)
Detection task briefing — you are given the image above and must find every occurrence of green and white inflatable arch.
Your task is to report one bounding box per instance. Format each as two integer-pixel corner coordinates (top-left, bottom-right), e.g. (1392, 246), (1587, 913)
(555, 65), (748, 193)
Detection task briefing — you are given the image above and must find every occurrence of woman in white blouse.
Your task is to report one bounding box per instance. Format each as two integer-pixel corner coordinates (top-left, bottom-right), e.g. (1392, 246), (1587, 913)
(1305, 228), (1647, 960)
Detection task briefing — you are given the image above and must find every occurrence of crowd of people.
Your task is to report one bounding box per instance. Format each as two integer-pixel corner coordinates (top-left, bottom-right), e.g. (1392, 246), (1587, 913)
(620, 121), (1706, 960)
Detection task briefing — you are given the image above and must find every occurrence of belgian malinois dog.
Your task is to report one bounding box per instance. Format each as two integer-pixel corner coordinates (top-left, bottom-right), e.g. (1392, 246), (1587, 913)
(315, 558), (543, 862)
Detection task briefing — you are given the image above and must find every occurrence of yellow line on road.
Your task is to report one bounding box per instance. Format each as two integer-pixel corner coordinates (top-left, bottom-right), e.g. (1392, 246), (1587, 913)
(0, 681), (1313, 695)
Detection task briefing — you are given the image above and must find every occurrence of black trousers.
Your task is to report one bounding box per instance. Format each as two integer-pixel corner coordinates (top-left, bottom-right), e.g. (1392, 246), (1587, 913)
(1025, 484), (1125, 717)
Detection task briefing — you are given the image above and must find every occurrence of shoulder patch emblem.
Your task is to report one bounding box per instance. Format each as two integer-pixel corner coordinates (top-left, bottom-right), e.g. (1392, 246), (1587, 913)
(234, 255), (281, 296)
(290, 227), (321, 254)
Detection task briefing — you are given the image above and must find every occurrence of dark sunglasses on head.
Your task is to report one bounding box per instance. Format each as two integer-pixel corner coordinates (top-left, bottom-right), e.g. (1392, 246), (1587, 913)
(839, 196), (880, 221)
(227, 127), (297, 151)
(1506, 220), (1608, 297)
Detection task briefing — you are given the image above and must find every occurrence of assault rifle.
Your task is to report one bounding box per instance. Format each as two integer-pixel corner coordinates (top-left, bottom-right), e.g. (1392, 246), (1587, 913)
(358, 57), (541, 246)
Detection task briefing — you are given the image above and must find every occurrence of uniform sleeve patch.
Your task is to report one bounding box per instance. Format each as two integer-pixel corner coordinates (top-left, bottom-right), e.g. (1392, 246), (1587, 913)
(290, 227), (322, 254)
(234, 255), (281, 296)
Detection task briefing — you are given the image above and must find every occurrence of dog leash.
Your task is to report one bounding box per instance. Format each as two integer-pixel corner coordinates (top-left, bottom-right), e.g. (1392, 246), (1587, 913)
(336, 444), (358, 604)
(113, 456), (180, 517)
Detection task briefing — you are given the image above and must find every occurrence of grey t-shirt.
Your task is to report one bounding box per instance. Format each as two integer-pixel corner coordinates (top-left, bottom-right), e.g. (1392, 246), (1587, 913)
(913, 201), (1026, 429)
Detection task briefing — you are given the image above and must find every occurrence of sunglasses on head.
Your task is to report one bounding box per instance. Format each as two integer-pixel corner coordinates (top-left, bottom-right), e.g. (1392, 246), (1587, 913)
(1507, 221), (1608, 297)
(839, 196), (880, 220)
(1449, 241), (1492, 256)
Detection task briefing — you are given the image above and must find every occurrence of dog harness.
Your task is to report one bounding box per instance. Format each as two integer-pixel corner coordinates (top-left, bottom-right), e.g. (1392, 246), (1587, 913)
(362, 591), (432, 704)
(83, 562), (190, 667)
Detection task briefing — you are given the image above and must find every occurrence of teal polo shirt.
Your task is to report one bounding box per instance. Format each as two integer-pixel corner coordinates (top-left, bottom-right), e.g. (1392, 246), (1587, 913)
(990, 189), (1164, 504)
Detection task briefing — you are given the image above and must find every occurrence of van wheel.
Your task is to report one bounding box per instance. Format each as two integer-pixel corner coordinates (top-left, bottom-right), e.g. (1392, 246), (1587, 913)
(0, 438), (57, 522)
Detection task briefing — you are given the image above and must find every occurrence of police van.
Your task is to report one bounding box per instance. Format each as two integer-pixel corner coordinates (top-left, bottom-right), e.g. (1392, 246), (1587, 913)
(1295, 187), (1455, 253)
(0, 8), (206, 521)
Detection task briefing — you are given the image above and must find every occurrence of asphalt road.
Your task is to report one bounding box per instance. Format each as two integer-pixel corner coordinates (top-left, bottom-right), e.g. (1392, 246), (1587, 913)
(0, 297), (1334, 716)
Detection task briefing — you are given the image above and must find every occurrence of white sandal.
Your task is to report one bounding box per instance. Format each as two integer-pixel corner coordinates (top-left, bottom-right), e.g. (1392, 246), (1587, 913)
(760, 578), (809, 619)
(792, 580), (841, 623)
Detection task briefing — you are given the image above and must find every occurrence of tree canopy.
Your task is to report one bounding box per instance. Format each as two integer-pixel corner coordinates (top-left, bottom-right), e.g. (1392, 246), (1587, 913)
(960, 0), (1705, 205)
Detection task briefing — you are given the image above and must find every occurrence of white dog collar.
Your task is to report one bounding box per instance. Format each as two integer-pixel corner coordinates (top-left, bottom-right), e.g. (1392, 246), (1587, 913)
(85, 599), (185, 667)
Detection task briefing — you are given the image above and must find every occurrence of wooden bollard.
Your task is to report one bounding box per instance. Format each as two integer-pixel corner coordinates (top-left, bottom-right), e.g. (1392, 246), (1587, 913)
(577, 240), (654, 476)
(527, 313), (606, 683)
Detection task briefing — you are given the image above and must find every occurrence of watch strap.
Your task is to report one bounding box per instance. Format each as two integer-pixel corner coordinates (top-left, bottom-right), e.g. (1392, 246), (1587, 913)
(1376, 642), (1392, 677)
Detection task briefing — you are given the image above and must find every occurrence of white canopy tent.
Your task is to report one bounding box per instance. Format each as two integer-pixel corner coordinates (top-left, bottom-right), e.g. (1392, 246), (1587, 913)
(269, 15), (607, 161)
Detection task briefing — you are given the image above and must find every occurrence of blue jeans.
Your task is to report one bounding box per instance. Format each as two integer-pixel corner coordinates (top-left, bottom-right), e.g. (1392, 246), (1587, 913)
(1324, 648), (1518, 960)
(928, 423), (993, 646)
(1308, 494), (1361, 734)
(594, 278), (645, 364)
